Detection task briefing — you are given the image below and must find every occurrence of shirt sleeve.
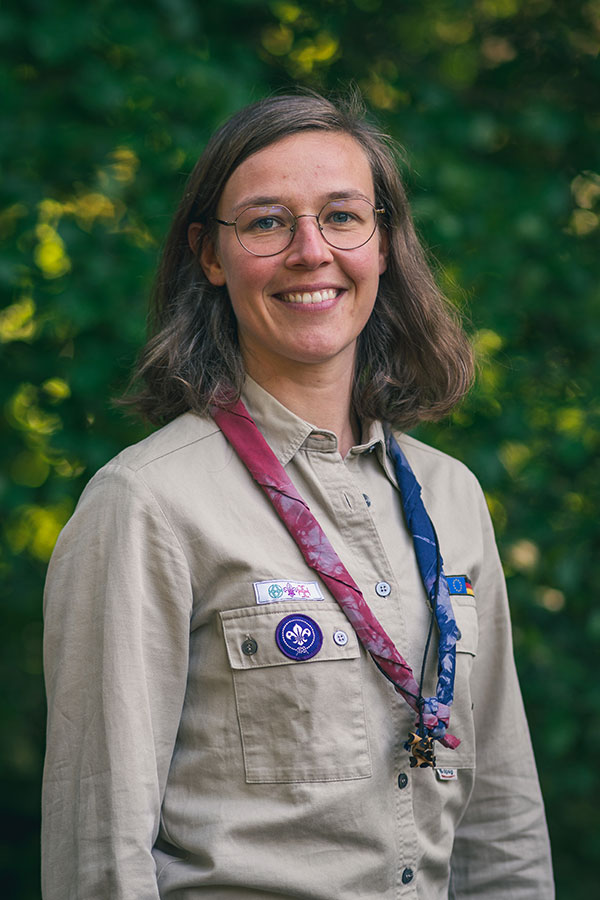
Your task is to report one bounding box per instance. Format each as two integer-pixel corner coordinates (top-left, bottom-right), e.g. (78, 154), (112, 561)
(42, 463), (193, 900)
(449, 483), (555, 899)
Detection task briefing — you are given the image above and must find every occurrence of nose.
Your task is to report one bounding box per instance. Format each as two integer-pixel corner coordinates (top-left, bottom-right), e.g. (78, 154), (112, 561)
(283, 215), (334, 268)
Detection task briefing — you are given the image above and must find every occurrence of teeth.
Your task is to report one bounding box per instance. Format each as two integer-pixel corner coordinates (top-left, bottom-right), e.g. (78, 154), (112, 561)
(279, 288), (339, 304)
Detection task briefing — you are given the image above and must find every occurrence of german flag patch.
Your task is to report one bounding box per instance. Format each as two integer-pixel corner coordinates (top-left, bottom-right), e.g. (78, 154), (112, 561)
(447, 575), (474, 596)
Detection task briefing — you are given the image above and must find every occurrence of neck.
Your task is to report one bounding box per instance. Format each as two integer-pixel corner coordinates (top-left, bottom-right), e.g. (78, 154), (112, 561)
(243, 355), (360, 457)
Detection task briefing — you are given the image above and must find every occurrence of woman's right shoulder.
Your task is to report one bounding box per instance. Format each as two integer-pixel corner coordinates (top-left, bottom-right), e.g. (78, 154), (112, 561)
(110, 410), (220, 472)
(85, 411), (223, 484)
(70, 410), (227, 521)
(49, 412), (226, 569)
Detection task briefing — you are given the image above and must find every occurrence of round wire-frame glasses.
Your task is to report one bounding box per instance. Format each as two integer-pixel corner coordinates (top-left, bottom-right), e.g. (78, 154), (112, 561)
(214, 197), (385, 257)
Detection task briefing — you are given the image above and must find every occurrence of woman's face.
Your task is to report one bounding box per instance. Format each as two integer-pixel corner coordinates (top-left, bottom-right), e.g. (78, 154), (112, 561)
(196, 130), (387, 380)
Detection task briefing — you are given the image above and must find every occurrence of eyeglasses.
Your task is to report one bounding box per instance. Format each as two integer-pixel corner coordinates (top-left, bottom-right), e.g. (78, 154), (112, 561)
(215, 197), (385, 257)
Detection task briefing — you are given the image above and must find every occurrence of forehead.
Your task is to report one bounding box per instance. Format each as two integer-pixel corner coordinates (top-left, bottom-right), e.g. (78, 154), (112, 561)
(220, 131), (375, 213)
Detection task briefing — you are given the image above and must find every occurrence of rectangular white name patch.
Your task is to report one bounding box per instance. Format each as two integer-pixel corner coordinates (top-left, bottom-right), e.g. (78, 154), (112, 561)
(253, 580), (324, 604)
(436, 767), (458, 781)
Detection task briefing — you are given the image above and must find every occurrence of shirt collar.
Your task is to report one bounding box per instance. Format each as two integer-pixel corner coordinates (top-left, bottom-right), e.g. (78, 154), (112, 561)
(241, 376), (391, 470)
(241, 377), (313, 466)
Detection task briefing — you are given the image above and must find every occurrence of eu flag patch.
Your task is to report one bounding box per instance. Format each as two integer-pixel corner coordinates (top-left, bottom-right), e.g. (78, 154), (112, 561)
(447, 575), (474, 596)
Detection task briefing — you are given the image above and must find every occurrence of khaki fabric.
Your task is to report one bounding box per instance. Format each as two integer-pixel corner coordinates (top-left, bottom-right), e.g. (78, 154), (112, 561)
(42, 378), (554, 899)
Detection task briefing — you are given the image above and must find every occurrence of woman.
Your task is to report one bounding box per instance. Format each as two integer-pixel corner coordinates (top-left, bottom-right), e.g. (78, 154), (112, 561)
(42, 92), (553, 899)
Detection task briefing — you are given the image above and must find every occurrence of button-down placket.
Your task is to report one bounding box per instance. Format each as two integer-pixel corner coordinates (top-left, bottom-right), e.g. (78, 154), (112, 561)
(295, 426), (421, 899)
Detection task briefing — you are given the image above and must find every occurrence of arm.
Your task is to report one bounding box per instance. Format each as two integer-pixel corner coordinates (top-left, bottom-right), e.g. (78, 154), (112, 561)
(42, 464), (193, 900)
(449, 486), (554, 899)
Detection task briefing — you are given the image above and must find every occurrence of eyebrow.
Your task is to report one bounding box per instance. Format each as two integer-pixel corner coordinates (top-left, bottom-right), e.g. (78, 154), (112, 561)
(230, 190), (372, 215)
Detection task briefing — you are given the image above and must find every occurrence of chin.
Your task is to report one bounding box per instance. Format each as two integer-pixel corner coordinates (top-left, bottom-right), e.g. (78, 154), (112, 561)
(287, 344), (353, 365)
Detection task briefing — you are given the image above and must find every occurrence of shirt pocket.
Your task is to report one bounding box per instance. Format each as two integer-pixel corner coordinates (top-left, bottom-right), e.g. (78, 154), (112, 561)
(434, 596), (479, 769)
(220, 604), (372, 784)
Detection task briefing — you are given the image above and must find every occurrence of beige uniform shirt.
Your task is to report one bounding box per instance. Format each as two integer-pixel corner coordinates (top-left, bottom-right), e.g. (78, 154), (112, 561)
(43, 378), (553, 899)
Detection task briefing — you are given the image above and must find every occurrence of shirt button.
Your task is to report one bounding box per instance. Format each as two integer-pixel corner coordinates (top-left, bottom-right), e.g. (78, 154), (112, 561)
(401, 867), (414, 885)
(333, 630), (348, 646)
(241, 637), (258, 656)
(397, 772), (408, 789)
(375, 581), (391, 597)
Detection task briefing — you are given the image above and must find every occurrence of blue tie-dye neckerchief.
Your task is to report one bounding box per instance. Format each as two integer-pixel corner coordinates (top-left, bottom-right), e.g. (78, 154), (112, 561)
(384, 429), (461, 746)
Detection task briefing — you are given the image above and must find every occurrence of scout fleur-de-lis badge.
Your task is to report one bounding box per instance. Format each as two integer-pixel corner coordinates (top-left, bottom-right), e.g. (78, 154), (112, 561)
(275, 614), (323, 660)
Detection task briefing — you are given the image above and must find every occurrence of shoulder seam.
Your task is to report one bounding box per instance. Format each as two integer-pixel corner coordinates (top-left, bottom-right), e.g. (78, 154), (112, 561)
(398, 433), (479, 482)
(114, 424), (222, 473)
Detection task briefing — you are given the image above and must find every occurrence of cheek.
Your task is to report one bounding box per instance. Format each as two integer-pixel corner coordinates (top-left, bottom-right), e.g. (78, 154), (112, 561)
(351, 246), (385, 292)
(222, 252), (275, 293)
(224, 260), (280, 327)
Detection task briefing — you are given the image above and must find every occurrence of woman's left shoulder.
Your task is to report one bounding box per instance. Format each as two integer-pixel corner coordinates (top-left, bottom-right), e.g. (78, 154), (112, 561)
(393, 432), (491, 533)
(397, 433), (480, 488)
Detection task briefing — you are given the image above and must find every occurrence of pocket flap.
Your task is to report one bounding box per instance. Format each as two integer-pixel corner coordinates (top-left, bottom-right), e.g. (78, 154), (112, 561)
(221, 604), (361, 670)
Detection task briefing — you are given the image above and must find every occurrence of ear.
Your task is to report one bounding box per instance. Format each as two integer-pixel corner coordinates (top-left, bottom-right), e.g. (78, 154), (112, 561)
(378, 226), (389, 276)
(187, 222), (202, 256)
(188, 223), (227, 286)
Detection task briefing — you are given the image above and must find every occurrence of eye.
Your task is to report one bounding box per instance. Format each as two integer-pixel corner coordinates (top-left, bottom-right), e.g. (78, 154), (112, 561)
(321, 200), (369, 229)
(238, 206), (293, 234)
(248, 216), (285, 231)
(329, 210), (355, 225)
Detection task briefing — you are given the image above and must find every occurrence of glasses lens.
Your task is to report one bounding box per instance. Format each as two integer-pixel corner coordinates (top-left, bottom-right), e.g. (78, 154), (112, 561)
(319, 198), (377, 250)
(235, 205), (295, 255)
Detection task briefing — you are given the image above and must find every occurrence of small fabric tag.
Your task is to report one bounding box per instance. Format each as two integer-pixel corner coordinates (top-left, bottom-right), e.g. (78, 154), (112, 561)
(446, 575), (474, 596)
(436, 767), (458, 781)
(253, 580), (324, 604)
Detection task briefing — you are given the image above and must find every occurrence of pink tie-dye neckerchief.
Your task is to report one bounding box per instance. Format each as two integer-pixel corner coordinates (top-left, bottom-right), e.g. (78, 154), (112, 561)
(212, 400), (460, 763)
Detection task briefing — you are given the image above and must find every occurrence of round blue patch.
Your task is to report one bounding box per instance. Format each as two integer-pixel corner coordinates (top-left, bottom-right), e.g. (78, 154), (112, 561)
(275, 614), (323, 661)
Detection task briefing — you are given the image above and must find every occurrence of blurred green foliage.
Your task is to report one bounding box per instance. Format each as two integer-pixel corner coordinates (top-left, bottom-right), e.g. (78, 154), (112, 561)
(1, 0), (599, 896)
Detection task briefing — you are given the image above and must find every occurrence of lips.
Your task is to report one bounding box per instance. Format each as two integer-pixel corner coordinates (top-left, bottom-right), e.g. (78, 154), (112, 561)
(277, 288), (341, 304)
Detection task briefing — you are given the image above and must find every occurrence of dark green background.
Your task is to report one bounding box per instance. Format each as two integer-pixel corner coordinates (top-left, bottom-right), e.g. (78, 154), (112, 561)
(2, 0), (599, 896)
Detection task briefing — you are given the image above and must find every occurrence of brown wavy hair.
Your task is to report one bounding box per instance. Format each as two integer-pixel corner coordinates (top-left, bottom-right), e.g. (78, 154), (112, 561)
(123, 90), (473, 428)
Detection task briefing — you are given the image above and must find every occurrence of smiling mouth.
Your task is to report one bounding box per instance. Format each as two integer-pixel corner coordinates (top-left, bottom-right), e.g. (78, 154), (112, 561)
(277, 288), (341, 304)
